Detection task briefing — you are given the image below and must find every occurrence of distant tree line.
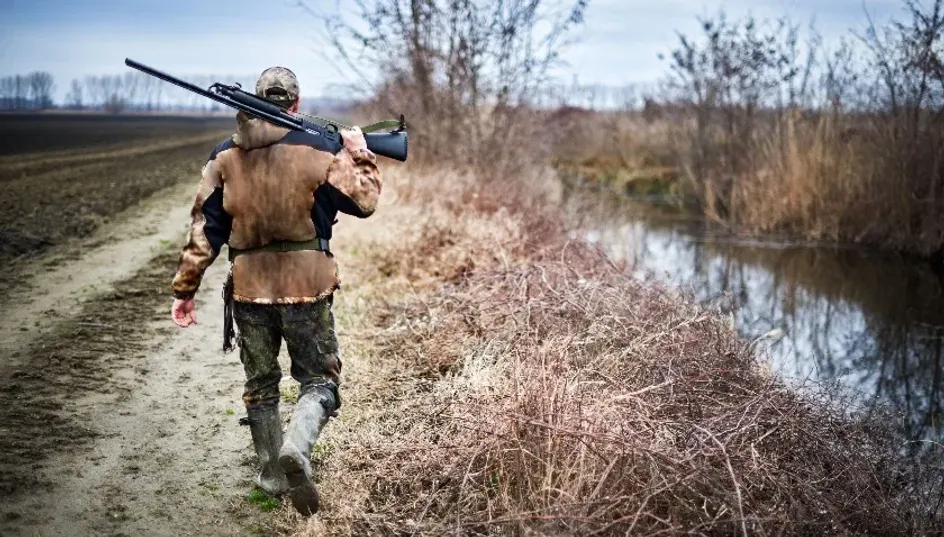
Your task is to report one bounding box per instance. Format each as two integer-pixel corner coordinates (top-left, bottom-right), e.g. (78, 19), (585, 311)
(63, 73), (258, 112)
(0, 71), (257, 113)
(0, 72), (56, 110)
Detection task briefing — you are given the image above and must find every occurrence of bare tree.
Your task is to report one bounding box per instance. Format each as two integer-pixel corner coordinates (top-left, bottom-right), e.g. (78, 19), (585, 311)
(65, 78), (83, 109)
(28, 71), (55, 109)
(153, 75), (164, 111)
(83, 75), (103, 108)
(102, 74), (125, 113)
(122, 72), (140, 111)
(306, 0), (588, 171)
(52, 70), (254, 112)
(0, 76), (15, 109)
(14, 74), (27, 109)
(662, 12), (822, 219)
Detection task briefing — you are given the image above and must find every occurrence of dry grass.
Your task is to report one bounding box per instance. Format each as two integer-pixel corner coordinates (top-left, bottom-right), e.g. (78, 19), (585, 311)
(672, 110), (944, 256)
(286, 167), (942, 537)
(550, 109), (681, 199)
(556, 105), (944, 257)
(550, 1), (944, 257)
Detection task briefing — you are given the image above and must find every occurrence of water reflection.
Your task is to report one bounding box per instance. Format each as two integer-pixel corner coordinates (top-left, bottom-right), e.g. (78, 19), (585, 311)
(576, 197), (944, 445)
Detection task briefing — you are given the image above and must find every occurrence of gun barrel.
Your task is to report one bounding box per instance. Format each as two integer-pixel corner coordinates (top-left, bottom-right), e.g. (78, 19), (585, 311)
(124, 58), (408, 161)
(125, 59), (218, 101)
(125, 58), (302, 132)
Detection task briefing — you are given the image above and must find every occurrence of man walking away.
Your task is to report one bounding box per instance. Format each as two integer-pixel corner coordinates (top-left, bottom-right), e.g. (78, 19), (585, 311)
(169, 66), (382, 516)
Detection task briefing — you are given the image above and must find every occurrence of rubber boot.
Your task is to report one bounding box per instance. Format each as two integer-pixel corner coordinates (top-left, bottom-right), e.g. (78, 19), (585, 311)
(278, 384), (336, 516)
(247, 405), (289, 496)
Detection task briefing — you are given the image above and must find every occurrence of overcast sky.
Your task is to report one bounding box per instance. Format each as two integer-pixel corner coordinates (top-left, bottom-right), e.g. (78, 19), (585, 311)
(0, 0), (903, 102)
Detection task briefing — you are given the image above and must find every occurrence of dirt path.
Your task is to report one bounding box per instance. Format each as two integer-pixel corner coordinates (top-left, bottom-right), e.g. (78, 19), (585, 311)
(0, 174), (407, 536)
(0, 183), (275, 536)
(0, 181), (192, 361)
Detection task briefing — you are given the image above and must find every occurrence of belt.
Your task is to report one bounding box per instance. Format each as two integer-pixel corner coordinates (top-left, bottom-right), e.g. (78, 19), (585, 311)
(228, 238), (330, 262)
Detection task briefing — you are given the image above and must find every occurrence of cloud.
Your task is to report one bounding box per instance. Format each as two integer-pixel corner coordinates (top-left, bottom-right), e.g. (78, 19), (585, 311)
(558, 0), (902, 87)
(0, 0), (909, 101)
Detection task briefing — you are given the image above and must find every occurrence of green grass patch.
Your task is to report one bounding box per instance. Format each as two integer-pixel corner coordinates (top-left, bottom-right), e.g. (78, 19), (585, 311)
(280, 384), (299, 404)
(247, 488), (281, 512)
(312, 441), (334, 462)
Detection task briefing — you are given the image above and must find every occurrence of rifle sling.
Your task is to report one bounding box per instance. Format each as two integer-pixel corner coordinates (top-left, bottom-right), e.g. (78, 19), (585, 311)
(228, 238), (330, 262)
(294, 112), (402, 133)
(360, 119), (403, 133)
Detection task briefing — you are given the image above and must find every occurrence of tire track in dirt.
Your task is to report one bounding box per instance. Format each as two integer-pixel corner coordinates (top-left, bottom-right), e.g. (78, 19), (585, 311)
(0, 198), (279, 536)
(0, 193), (406, 537)
(0, 139), (220, 270)
(0, 180), (194, 363)
(0, 245), (279, 536)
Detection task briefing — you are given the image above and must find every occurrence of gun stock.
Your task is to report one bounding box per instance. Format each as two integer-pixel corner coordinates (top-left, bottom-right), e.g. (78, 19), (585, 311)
(365, 132), (408, 163)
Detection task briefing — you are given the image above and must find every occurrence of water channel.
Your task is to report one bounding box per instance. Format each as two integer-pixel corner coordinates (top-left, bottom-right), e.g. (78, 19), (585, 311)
(574, 193), (944, 445)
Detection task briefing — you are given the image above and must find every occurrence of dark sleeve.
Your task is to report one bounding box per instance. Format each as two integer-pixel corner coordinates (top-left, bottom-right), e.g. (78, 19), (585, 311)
(202, 187), (232, 254)
(319, 182), (374, 219)
(171, 139), (233, 300)
(310, 182), (377, 242)
(312, 185), (339, 240)
(202, 139), (234, 254)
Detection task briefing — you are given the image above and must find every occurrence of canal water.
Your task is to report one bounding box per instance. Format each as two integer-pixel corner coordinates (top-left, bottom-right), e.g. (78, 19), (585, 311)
(575, 196), (944, 444)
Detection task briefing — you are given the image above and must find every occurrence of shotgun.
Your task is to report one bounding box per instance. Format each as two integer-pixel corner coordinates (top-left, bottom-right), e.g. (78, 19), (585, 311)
(124, 58), (408, 162)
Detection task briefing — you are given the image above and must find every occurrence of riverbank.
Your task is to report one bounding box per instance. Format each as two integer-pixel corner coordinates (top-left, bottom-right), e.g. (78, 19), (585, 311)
(556, 125), (944, 266)
(284, 166), (942, 536)
(570, 191), (944, 451)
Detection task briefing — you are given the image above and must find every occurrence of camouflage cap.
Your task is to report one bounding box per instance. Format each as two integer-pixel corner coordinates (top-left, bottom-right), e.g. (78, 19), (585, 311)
(255, 66), (299, 107)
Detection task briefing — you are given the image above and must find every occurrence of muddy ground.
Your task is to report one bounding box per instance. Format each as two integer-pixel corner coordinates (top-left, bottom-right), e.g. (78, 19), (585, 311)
(0, 115), (286, 536)
(0, 113), (235, 156)
(0, 114), (235, 274)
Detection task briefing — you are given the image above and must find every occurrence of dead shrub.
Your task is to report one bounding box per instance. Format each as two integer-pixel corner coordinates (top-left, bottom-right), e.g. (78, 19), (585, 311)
(308, 0), (588, 178)
(656, 2), (944, 255)
(300, 169), (943, 536)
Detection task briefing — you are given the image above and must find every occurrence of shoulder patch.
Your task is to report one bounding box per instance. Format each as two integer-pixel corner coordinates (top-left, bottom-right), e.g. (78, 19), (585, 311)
(277, 130), (342, 155)
(208, 138), (236, 161)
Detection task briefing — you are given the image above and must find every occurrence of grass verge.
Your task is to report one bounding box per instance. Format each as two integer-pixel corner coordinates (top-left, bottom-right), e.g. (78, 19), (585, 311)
(284, 167), (942, 536)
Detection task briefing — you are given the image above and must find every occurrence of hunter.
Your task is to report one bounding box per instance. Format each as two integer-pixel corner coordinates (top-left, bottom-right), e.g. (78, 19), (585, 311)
(169, 66), (381, 516)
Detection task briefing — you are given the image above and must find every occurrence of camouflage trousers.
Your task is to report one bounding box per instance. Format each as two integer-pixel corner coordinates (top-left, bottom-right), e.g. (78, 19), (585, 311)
(233, 297), (341, 410)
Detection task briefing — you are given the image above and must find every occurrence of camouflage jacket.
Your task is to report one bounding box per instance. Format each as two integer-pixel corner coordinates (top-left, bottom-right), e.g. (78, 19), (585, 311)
(171, 112), (382, 304)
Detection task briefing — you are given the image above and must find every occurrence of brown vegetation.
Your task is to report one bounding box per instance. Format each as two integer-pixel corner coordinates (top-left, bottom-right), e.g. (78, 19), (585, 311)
(294, 166), (943, 536)
(273, 1), (944, 535)
(317, 0), (588, 175)
(560, 0), (944, 257)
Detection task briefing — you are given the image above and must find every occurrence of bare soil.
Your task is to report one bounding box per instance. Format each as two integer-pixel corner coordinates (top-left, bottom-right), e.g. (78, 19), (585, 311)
(0, 245), (275, 537)
(0, 113), (234, 156)
(2, 118), (933, 537)
(0, 115), (232, 272)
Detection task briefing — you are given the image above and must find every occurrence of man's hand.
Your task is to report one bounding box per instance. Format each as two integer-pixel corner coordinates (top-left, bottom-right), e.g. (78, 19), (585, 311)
(172, 298), (197, 328)
(341, 126), (368, 153)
